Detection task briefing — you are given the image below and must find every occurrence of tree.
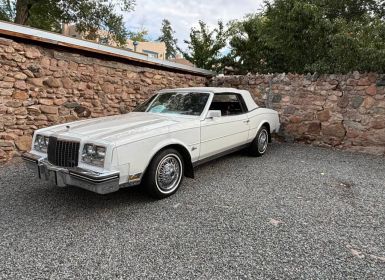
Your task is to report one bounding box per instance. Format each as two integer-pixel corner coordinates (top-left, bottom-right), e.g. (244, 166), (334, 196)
(128, 27), (149, 42)
(313, 0), (382, 21)
(226, 0), (385, 74)
(0, 0), (136, 46)
(310, 17), (385, 73)
(262, 0), (332, 73)
(180, 20), (226, 71)
(225, 15), (281, 74)
(0, 0), (15, 21)
(158, 19), (178, 59)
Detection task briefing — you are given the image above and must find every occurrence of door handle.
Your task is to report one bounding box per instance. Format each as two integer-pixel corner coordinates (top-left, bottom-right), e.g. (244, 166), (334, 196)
(244, 120), (250, 124)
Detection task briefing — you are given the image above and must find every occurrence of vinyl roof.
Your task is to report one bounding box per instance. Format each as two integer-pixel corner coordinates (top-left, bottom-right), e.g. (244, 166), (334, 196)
(160, 87), (249, 93)
(0, 21), (215, 77)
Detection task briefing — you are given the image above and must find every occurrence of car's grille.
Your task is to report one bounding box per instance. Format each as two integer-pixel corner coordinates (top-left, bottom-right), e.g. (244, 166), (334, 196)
(47, 137), (80, 167)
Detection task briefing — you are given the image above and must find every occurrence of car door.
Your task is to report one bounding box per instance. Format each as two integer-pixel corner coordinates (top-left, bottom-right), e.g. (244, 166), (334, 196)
(199, 93), (250, 159)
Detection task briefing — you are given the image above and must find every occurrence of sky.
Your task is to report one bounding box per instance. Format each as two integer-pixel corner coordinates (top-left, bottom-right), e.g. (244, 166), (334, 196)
(123, 0), (264, 50)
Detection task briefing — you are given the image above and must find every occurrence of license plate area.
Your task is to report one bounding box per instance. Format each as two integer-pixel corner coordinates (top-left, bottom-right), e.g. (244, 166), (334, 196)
(38, 165), (66, 187)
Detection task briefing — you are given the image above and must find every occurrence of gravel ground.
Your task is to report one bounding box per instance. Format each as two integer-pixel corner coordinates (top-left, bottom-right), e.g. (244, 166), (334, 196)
(0, 143), (384, 280)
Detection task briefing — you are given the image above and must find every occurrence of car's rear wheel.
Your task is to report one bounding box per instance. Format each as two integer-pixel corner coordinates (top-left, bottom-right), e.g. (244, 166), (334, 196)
(144, 148), (184, 198)
(248, 126), (269, 157)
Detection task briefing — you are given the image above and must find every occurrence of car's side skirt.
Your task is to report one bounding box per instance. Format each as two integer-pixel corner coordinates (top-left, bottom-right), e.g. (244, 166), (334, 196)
(192, 142), (251, 168)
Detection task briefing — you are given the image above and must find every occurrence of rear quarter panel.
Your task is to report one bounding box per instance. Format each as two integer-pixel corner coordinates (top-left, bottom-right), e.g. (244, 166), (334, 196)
(247, 108), (280, 141)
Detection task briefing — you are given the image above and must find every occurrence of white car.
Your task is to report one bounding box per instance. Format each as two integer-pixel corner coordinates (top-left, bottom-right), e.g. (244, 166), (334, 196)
(22, 87), (280, 198)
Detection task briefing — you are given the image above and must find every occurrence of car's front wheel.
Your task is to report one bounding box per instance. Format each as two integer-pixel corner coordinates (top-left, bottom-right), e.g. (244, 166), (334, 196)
(248, 126), (269, 157)
(144, 148), (184, 199)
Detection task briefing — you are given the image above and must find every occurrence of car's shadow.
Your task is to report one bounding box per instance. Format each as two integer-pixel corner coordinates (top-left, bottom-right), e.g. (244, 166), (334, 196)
(13, 147), (273, 219)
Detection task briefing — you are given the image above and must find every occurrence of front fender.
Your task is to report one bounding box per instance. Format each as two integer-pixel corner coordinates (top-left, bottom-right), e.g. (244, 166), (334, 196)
(145, 138), (194, 179)
(114, 135), (194, 184)
(148, 138), (191, 163)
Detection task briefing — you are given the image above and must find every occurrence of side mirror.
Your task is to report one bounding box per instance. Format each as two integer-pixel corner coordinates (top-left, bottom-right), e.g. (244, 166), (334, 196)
(206, 110), (221, 119)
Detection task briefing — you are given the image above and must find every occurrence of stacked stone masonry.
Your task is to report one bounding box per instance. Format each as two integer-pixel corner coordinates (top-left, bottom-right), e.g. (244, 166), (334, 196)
(211, 73), (385, 155)
(1, 33), (384, 163)
(0, 36), (207, 162)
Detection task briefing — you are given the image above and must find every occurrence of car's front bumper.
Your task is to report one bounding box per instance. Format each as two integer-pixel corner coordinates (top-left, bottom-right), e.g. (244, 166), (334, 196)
(22, 152), (120, 194)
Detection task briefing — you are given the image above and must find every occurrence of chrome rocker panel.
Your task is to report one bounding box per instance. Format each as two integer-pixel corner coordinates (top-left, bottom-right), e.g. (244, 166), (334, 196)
(22, 152), (120, 195)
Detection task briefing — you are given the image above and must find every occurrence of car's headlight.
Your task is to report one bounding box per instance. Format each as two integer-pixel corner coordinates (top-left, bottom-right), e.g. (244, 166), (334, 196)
(82, 144), (106, 167)
(34, 134), (49, 153)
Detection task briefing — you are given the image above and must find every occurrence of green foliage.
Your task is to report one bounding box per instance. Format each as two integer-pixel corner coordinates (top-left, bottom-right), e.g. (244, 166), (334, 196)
(26, 0), (63, 32)
(128, 27), (149, 42)
(227, 0), (385, 74)
(309, 17), (385, 73)
(180, 21), (227, 71)
(313, 0), (382, 21)
(0, 0), (135, 46)
(72, 0), (134, 46)
(225, 15), (277, 73)
(0, 0), (15, 21)
(158, 19), (178, 59)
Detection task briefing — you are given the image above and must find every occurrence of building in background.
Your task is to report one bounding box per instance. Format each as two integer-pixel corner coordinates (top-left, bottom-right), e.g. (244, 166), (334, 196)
(62, 24), (167, 60)
(125, 40), (166, 60)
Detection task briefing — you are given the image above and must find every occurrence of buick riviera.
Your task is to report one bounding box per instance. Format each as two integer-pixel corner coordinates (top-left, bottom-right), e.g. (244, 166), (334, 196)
(22, 87), (280, 198)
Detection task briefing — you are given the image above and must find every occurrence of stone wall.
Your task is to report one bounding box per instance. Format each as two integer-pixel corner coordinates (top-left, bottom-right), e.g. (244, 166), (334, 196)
(211, 73), (385, 155)
(1, 33), (384, 163)
(0, 36), (207, 162)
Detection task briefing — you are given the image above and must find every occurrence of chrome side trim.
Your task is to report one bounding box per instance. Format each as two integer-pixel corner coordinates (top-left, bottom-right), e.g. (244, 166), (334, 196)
(192, 143), (250, 167)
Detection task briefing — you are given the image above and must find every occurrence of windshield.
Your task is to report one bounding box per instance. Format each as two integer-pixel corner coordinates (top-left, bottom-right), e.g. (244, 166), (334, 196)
(133, 95), (156, 112)
(137, 92), (210, 116)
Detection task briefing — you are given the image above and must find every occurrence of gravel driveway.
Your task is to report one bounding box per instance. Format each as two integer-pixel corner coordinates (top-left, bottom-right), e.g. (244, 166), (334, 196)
(0, 143), (384, 279)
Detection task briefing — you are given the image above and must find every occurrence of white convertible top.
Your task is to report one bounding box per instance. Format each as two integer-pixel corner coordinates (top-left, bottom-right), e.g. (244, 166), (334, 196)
(158, 87), (258, 111)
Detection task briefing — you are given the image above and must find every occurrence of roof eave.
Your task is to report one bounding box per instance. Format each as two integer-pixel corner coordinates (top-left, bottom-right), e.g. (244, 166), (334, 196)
(0, 21), (215, 77)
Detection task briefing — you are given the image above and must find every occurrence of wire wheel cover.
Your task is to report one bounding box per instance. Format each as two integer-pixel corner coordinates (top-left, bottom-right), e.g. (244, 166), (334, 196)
(155, 154), (182, 192)
(258, 129), (268, 153)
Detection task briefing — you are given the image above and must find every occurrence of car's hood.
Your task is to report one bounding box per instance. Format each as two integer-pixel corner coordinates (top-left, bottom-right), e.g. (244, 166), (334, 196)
(40, 112), (196, 144)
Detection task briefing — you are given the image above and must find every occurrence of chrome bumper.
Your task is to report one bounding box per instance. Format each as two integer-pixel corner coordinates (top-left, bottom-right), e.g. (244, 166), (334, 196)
(22, 152), (120, 195)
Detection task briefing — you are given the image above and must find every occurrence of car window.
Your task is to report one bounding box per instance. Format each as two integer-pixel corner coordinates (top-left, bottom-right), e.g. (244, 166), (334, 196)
(133, 95), (156, 112)
(209, 93), (245, 116)
(145, 92), (210, 116)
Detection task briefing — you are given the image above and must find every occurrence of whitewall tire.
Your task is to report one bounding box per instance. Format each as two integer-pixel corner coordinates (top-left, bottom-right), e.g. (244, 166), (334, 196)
(144, 148), (184, 198)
